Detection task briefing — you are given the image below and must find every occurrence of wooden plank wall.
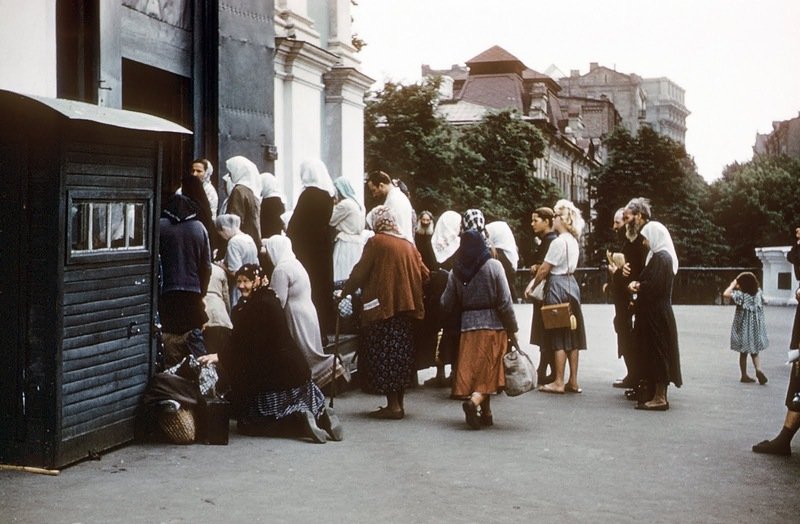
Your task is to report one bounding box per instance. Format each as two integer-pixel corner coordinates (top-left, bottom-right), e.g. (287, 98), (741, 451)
(59, 140), (158, 445)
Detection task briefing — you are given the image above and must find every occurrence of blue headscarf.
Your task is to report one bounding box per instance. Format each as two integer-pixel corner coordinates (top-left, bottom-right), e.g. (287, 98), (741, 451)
(333, 177), (361, 210)
(453, 230), (491, 285)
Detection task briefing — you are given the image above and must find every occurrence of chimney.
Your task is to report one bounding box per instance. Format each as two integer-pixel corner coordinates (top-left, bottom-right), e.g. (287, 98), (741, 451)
(570, 69), (580, 77)
(589, 62), (599, 71)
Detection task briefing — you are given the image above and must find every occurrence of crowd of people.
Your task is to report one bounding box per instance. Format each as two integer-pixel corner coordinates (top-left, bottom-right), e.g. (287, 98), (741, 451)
(151, 156), (798, 454)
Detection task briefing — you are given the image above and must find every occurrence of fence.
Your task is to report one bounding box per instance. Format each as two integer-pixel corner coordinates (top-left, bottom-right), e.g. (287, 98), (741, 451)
(513, 267), (762, 305)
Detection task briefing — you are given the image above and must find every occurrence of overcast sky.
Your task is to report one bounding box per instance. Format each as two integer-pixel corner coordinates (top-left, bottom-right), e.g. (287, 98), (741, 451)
(351, 0), (800, 182)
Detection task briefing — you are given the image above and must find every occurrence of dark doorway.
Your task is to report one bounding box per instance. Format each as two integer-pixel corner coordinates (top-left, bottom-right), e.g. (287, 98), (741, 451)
(122, 58), (192, 197)
(56, 0), (99, 103)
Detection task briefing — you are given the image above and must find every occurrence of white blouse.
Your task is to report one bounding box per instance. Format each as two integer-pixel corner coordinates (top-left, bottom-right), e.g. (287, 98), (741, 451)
(543, 233), (579, 275)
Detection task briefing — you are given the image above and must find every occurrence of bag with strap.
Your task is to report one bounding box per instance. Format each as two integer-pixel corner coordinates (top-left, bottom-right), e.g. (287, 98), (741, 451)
(541, 302), (573, 330)
(503, 337), (535, 396)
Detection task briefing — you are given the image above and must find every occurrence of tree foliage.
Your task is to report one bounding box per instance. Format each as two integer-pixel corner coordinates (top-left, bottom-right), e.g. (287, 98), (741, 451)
(365, 79), (560, 253)
(706, 155), (800, 265)
(589, 127), (727, 266)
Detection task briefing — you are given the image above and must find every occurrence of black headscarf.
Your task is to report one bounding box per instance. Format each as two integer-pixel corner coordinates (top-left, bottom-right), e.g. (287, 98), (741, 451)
(161, 193), (199, 223)
(180, 173), (213, 235)
(453, 230), (491, 285)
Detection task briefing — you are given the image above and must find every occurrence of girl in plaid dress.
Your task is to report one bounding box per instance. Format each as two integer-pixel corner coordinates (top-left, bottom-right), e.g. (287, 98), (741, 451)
(724, 272), (769, 385)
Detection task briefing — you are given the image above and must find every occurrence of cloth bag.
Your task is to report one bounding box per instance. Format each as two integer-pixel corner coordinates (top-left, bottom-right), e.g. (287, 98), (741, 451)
(524, 279), (545, 301)
(503, 338), (535, 396)
(541, 302), (573, 330)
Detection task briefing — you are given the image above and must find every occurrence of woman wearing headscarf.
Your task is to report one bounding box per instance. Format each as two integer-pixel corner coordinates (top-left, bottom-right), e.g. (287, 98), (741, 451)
(191, 158), (218, 219)
(264, 235), (344, 389)
(198, 265), (340, 443)
(214, 214), (258, 305)
(461, 208), (489, 243)
(287, 159), (336, 340)
(531, 199), (587, 395)
(224, 156), (262, 250)
(178, 173), (214, 242)
(329, 177), (368, 283)
(486, 221), (520, 303)
(441, 230), (518, 429)
(341, 205), (429, 419)
(422, 210), (463, 388)
(260, 172), (286, 239)
(627, 221), (681, 411)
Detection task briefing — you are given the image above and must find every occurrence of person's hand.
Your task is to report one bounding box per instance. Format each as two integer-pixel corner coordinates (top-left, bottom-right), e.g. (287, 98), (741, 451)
(333, 289), (343, 300)
(627, 281), (640, 293)
(198, 354), (219, 366)
(621, 262), (631, 277)
(530, 264), (539, 275)
(602, 283), (608, 294)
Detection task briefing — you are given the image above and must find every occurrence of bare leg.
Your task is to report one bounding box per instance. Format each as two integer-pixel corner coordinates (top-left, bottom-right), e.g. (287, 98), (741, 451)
(641, 383), (668, 408)
(739, 353), (754, 382)
(753, 354), (768, 384)
(386, 391), (402, 412)
(566, 349), (580, 391)
(540, 350), (566, 393)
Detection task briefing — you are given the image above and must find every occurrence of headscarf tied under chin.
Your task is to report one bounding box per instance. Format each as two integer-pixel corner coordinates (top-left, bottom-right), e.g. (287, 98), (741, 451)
(264, 234), (297, 268)
(370, 205), (403, 238)
(641, 221), (679, 274)
(225, 156), (262, 198)
(299, 159), (335, 199)
(453, 230), (492, 285)
(431, 210), (462, 264)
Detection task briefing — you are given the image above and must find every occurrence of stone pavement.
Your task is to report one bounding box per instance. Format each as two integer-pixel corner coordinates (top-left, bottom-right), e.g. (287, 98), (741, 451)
(2, 304), (800, 523)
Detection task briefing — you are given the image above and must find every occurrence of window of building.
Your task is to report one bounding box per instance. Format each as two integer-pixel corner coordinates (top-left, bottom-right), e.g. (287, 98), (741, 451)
(67, 190), (151, 263)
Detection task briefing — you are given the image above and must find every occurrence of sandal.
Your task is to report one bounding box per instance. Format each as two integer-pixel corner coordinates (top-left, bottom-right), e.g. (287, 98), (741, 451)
(367, 406), (404, 420)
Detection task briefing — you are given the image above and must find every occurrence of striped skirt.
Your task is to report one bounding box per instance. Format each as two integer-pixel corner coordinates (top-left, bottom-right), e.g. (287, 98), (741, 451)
(243, 380), (325, 421)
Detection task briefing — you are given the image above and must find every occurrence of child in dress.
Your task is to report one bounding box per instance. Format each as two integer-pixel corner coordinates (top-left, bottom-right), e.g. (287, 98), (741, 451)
(723, 272), (768, 384)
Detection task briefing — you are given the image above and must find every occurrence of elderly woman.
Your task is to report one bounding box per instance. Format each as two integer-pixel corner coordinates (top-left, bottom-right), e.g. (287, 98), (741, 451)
(264, 235), (344, 389)
(214, 214), (258, 305)
(287, 159), (336, 339)
(486, 221), (520, 303)
(531, 199), (587, 394)
(223, 156), (262, 249)
(198, 265), (340, 443)
(341, 206), (429, 419)
(627, 221), (682, 410)
(442, 230), (518, 429)
(259, 172), (286, 239)
(329, 177), (368, 283)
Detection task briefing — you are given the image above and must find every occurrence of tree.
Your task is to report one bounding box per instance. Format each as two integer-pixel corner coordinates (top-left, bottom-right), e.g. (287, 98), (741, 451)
(707, 155), (800, 265)
(589, 127), (727, 266)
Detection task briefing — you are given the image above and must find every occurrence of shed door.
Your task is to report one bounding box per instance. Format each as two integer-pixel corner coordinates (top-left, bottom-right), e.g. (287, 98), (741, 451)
(0, 145), (25, 446)
(58, 141), (159, 463)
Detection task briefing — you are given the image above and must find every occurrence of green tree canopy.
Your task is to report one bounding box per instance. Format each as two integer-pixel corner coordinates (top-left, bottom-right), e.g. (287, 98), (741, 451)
(707, 155), (800, 265)
(589, 127), (727, 266)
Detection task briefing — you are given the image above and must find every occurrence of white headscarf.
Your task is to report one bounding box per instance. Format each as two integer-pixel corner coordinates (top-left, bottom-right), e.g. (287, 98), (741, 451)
(299, 159), (335, 199)
(225, 156), (262, 198)
(431, 210), (462, 264)
(641, 221), (679, 274)
(486, 221), (519, 269)
(264, 234), (296, 267)
(260, 172), (286, 204)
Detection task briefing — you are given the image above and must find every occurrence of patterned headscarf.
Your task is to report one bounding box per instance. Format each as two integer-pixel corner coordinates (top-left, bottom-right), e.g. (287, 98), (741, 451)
(462, 209), (486, 234)
(370, 205), (403, 238)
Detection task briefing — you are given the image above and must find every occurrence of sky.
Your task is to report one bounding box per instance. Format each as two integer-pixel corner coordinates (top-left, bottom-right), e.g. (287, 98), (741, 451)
(351, 0), (800, 182)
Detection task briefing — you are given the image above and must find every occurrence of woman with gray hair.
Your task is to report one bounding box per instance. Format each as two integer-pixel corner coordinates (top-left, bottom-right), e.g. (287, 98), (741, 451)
(214, 213), (258, 305)
(530, 199), (587, 394)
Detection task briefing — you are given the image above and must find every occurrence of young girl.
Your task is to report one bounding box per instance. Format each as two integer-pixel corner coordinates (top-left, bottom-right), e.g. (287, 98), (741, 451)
(723, 272), (768, 384)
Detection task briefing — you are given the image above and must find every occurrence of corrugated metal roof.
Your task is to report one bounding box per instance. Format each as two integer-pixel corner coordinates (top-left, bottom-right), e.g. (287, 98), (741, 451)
(0, 89), (192, 134)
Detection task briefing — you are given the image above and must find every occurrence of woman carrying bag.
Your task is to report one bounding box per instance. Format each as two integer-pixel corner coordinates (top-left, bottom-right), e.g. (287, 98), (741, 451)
(441, 229), (518, 429)
(529, 199), (587, 395)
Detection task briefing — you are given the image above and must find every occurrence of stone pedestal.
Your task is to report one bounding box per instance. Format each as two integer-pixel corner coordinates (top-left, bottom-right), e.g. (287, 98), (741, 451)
(755, 246), (797, 305)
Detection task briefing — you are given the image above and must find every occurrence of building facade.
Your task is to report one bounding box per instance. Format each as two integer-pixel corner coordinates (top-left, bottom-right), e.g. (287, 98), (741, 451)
(641, 77), (689, 144)
(423, 46), (601, 207)
(753, 112), (800, 160)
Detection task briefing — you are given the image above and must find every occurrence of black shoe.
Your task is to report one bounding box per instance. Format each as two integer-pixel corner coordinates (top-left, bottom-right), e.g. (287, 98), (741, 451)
(624, 389), (638, 401)
(612, 377), (634, 389)
(462, 401), (480, 429)
(318, 406), (343, 441)
(756, 371), (768, 385)
(752, 439), (790, 456)
(480, 413), (494, 426)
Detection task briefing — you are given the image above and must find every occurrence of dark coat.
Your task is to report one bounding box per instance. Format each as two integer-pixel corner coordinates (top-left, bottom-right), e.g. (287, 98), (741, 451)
(787, 243), (800, 348)
(634, 251), (682, 387)
(260, 196), (286, 238)
(610, 234), (646, 358)
(287, 187), (334, 335)
(220, 287), (311, 400)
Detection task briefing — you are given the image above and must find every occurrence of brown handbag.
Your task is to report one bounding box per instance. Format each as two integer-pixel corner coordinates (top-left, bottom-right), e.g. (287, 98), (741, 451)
(540, 303), (572, 330)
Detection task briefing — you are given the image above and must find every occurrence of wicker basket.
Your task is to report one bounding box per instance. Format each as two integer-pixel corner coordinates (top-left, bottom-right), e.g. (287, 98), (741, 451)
(158, 408), (196, 444)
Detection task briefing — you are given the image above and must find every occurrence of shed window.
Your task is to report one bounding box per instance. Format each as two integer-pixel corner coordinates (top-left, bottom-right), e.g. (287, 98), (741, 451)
(67, 190), (150, 263)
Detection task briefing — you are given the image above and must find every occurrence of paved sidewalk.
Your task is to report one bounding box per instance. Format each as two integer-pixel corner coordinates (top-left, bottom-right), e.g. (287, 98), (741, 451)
(2, 304), (800, 523)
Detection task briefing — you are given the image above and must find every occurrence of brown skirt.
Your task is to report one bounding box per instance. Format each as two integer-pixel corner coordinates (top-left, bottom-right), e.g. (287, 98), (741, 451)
(452, 329), (507, 396)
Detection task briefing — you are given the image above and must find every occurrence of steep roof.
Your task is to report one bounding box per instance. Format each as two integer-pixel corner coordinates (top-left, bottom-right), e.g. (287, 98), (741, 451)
(465, 45), (524, 65)
(457, 74), (525, 112)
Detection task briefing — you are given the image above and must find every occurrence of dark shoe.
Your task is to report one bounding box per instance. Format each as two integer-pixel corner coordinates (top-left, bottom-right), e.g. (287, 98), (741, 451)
(756, 371), (768, 385)
(740, 376), (756, 383)
(635, 401), (669, 411)
(367, 406), (404, 420)
(624, 389), (638, 401)
(299, 410), (328, 443)
(612, 377), (634, 389)
(423, 376), (447, 388)
(752, 439), (790, 456)
(462, 401), (480, 429)
(318, 406), (343, 441)
(480, 413), (494, 426)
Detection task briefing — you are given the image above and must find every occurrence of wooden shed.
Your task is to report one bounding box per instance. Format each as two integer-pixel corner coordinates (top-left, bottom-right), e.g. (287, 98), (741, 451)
(0, 89), (191, 469)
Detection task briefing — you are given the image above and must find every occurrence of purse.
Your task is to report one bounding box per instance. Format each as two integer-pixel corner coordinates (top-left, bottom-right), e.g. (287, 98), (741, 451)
(541, 302), (573, 330)
(503, 337), (535, 396)
(525, 278), (545, 301)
